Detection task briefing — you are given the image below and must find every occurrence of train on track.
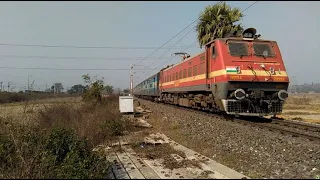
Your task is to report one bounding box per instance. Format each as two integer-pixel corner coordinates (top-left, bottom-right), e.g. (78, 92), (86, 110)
(133, 28), (289, 117)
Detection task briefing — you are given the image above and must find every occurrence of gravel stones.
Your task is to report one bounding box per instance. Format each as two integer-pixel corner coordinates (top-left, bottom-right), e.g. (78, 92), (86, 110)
(138, 99), (320, 179)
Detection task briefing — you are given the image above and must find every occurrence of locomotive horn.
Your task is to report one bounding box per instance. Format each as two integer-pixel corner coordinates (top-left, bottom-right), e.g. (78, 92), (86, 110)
(230, 89), (246, 100)
(242, 28), (257, 38)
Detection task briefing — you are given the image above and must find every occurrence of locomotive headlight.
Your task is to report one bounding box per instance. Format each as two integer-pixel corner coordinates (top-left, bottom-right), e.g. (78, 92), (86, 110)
(236, 66), (241, 74)
(234, 88), (246, 100)
(270, 67), (275, 75)
(278, 90), (288, 101)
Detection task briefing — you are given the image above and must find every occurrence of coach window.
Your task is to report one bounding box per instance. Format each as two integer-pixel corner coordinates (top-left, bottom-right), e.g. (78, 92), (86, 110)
(183, 69), (187, 78)
(179, 70), (182, 79)
(171, 74), (174, 81)
(193, 65), (198, 76)
(188, 67), (192, 77)
(176, 72), (178, 80)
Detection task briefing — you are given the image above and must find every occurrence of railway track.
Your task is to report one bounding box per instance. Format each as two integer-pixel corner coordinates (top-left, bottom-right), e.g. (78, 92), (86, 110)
(136, 98), (320, 142)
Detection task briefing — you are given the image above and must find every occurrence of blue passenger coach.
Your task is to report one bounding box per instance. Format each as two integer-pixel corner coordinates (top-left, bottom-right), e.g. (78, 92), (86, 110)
(133, 72), (160, 101)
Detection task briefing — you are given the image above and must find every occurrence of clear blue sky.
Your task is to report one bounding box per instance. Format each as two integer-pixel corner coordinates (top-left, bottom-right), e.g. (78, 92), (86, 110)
(0, 1), (319, 91)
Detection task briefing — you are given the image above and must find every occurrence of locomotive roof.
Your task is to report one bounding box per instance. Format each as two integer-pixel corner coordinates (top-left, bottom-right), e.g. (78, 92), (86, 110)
(161, 37), (276, 72)
(206, 37), (275, 45)
(161, 51), (205, 71)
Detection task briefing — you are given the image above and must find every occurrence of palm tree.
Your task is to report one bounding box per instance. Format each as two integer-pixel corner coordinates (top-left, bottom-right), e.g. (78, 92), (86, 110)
(196, 2), (244, 48)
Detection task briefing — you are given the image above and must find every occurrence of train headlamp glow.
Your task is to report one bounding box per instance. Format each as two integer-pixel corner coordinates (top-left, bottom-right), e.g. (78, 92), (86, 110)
(234, 89), (246, 100)
(278, 90), (288, 101)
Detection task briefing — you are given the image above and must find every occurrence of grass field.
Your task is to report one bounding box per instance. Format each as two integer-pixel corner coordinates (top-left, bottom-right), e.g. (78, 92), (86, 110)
(281, 93), (320, 124)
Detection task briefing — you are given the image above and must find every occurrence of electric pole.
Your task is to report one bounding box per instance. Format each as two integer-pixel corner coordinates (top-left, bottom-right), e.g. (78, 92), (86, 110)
(27, 74), (32, 92)
(45, 83), (48, 95)
(130, 64), (147, 97)
(130, 64), (133, 96)
(7, 82), (11, 92)
(0, 81), (2, 92)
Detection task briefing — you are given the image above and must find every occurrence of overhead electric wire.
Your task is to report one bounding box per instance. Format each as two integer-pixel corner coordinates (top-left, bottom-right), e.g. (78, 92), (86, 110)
(0, 54), (174, 61)
(136, 25), (196, 77)
(0, 43), (196, 50)
(134, 1), (223, 82)
(0, 67), (154, 71)
(136, 40), (197, 79)
(135, 1), (258, 83)
(135, 1), (223, 67)
(134, 1), (223, 66)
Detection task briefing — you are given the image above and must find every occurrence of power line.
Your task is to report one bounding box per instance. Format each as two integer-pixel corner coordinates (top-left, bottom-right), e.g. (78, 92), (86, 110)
(137, 41), (198, 81)
(0, 54), (176, 61)
(0, 43), (196, 50)
(0, 67), (154, 71)
(137, 26), (197, 77)
(135, 1), (222, 73)
(134, 1), (223, 66)
(135, 1), (258, 83)
(241, 1), (258, 12)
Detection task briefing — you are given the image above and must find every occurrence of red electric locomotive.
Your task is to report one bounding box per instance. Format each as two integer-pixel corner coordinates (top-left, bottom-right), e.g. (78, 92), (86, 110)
(158, 28), (289, 116)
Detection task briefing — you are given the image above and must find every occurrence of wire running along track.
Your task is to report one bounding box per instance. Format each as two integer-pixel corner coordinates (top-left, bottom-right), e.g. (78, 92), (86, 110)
(136, 98), (320, 142)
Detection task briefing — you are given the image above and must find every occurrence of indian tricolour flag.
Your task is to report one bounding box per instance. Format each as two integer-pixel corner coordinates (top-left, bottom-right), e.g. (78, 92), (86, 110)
(226, 66), (237, 73)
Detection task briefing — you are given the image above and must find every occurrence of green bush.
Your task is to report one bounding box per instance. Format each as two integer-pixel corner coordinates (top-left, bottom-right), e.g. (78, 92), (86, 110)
(0, 121), (111, 179)
(40, 127), (110, 179)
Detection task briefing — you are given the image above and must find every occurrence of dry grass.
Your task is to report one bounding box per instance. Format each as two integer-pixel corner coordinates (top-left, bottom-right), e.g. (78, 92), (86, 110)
(283, 111), (313, 115)
(36, 96), (132, 148)
(282, 93), (320, 124)
(131, 142), (201, 170)
(0, 97), (83, 126)
(124, 114), (202, 170)
(0, 91), (77, 104)
(0, 95), (134, 178)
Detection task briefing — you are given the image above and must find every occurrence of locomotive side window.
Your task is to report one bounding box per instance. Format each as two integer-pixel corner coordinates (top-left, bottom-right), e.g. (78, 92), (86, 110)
(211, 46), (215, 57)
(188, 67), (192, 77)
(183, 69), (187, 78)
(228, 42), (249, 57)
(253, 43), (275, 57)
(193, 65), (198, 76)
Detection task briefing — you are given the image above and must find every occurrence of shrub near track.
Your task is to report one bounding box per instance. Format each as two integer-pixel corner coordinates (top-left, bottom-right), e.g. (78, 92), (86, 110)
(0, 95), (130, 178)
